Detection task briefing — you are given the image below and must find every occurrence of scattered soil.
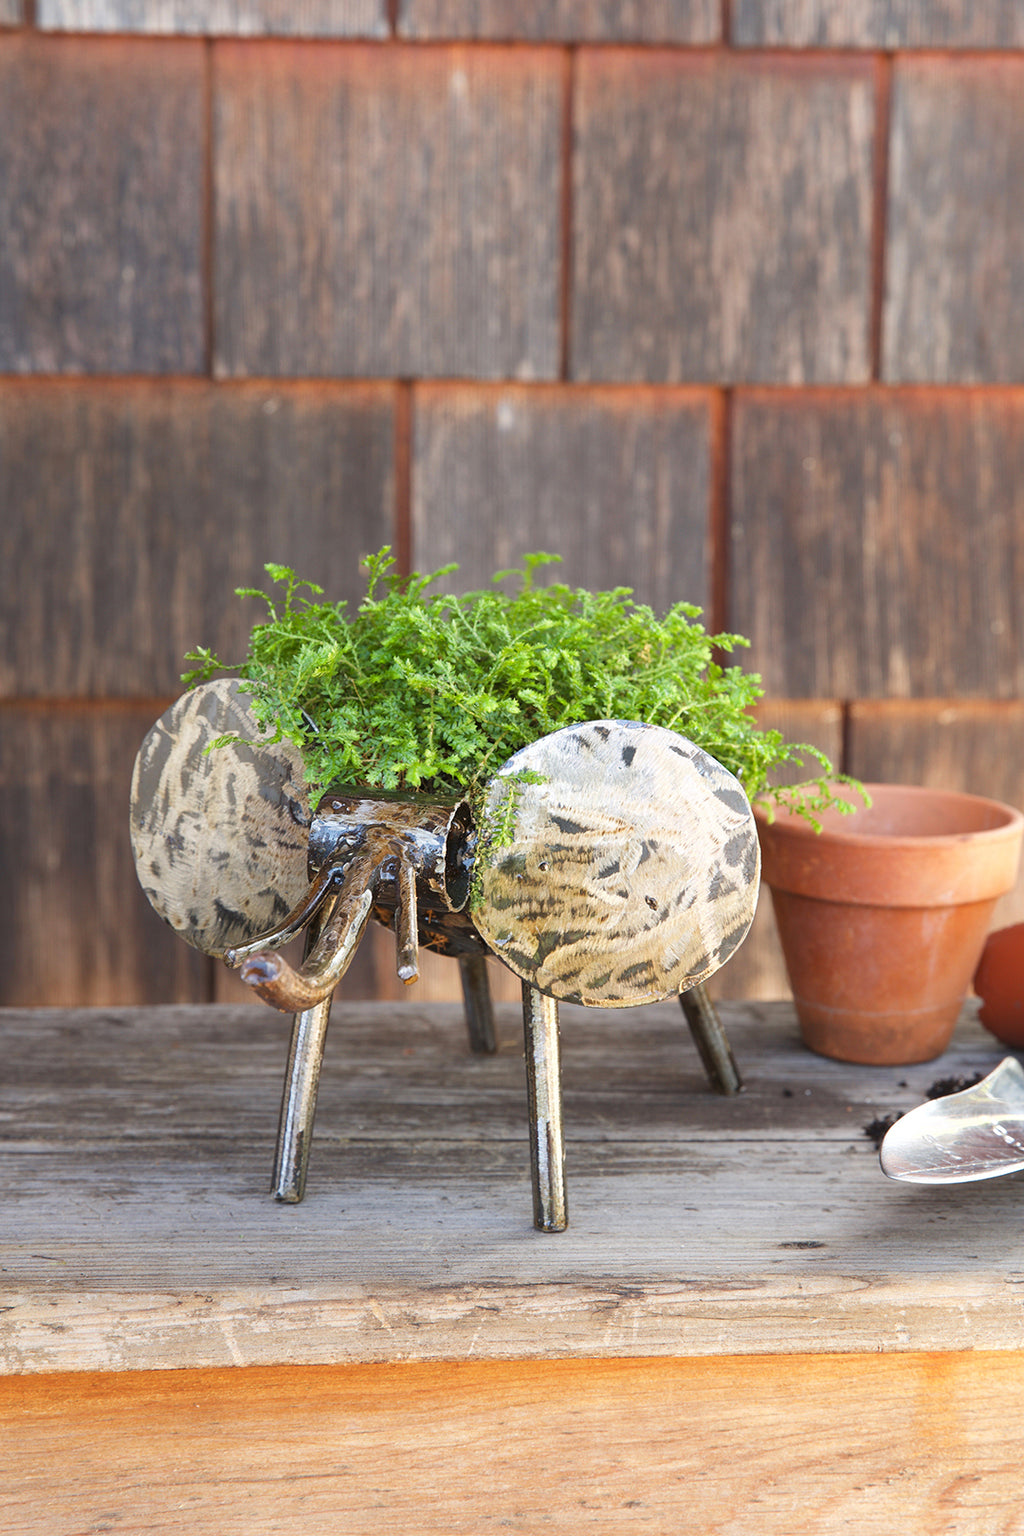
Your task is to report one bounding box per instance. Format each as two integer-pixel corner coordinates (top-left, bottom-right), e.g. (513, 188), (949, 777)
(925, 1072), (984, 1100)
(862, 1073), (985, 1148)
(863, 1114), (902, 1149)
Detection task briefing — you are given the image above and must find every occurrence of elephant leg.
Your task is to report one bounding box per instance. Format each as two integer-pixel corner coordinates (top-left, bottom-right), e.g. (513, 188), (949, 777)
(459, 954), (498, 1054)
(521, 983), (568, 1233)
(271, 992), (334, 1204)
(679, 981), (743, 1095)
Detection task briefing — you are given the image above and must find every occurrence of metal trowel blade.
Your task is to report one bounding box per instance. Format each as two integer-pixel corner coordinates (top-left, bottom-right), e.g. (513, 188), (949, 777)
(880, 1056), (1024, 1184)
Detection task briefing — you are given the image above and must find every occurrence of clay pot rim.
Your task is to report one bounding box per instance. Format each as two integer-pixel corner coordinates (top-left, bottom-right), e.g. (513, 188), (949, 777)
(753, 782), (1024, 851)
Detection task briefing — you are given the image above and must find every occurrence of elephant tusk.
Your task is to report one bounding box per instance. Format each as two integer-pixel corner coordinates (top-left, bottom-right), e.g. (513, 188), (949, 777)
(394, 858), (420, 984)
(239, 845), (380, 1011)
(225, 861), (347, 966)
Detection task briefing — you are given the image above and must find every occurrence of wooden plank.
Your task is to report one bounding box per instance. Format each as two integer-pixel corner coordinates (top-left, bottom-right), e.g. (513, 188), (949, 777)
(411, 384), (712, 613)
(0, 380), (396, 698)
(848, 699), (1024, 929)
(213, 43), (562, 380)
(730, 390), (1024, 698)
(4, 1000), (1024, 1373)
(0, 35), (203, 374)
(38, 0), (386, 31)
(884, 59), (1024, 383)
(733, 0), (1024, 46)
(0, 707), (209, 1007)
(4, 1351), (1024, 1535)
(398, 0), (719, 41)
(710, 699), (844, 1001)
(572, 53), (874, 384)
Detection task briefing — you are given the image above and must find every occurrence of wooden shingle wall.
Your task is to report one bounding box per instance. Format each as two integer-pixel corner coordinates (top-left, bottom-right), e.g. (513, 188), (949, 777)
(2, 3), (1023, 1006)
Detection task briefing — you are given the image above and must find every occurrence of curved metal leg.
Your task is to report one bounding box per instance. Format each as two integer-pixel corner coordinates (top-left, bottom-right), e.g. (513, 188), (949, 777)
(521, 983), (568, 1232)
(680, 981), (743, 1095)
(459, 954), (498, 1054)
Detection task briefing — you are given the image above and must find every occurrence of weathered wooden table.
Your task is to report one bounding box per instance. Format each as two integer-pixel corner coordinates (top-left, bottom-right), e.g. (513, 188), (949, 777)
(3, 999), (1024, 1533)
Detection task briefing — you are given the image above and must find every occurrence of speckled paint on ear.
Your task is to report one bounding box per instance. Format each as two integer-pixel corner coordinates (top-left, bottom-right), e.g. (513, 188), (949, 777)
(129, 679), (312, 957)
(472, 720), (760, 1007)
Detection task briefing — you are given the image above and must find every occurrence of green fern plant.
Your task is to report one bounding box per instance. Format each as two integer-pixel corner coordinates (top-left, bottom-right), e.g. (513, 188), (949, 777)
(184, 549), (862, 823)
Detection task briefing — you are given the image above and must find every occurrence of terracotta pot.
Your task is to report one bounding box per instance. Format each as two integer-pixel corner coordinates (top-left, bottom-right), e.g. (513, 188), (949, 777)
(974, 923), (1024, 1047)
(754, 784), (1024, 1066)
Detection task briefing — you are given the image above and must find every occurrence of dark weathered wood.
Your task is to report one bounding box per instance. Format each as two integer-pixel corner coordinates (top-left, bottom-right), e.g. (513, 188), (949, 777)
(0, 381), (396, 698)
(848, 700), (1024, 929)
(730, 390), (1024, 698)
(0, 707), (209, 1007)
(734, 0), (1024, 45)
(412, 384), (712, 612)
(38, 0), (385, 31)
(0, 35), (203, 374)
(213, 43), (562, 380)
(572, 53), (875, 384)
(710, 700), (844, 1002)
(884, 59), (1024, 383)
(6, 1352), (1024, 1535)
(398, 0), (718, 40)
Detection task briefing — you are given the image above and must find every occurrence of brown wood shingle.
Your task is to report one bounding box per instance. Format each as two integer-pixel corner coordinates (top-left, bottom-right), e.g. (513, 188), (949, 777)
(398, 0), (719, 41)
(734, 0), (1024, 47)
(0, 36), (204, 374)
(213, 43), (563, 380)
(884, 58), (1024, 382)
(411, 384), (713, 612)
(730, 390), (1024, 698)
(0, 381), (396, 698)
(37, 0), (386, 31)
(572, 53), (876, 384)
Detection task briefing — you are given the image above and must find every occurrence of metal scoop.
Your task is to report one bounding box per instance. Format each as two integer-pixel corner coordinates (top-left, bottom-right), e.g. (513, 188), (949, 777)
(880, 1056), (1024, 1184)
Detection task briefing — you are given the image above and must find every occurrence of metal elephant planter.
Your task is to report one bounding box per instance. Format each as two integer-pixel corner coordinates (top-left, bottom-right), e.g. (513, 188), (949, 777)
(130, 679), (760, 1230)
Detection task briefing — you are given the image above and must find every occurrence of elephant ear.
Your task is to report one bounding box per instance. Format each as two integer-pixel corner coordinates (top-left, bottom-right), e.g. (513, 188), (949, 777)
(129, 678), (312, 958)
(471, 720), (760, 1008)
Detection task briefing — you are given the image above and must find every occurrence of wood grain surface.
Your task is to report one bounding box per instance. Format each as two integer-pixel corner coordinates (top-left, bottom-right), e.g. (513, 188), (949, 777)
(571, 52), (875, 383)
(733, 0), (1024, 46)
(0, 34), (203, 374)
(213, 43), (563, 379)
(4, 999), (1024, 1375)
(0, 380), (396, 698)
(37, 0), (386, 31)
(398, 0), (719, 40)
(730, 390), (1024, 698)
(411, 384), (712, 613)
(884, 58), (1024, 382)
(5, 1351), (1024, 1535)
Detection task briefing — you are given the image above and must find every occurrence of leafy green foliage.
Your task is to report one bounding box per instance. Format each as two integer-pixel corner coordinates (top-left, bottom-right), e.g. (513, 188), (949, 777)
(184, 550), (862, 819)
